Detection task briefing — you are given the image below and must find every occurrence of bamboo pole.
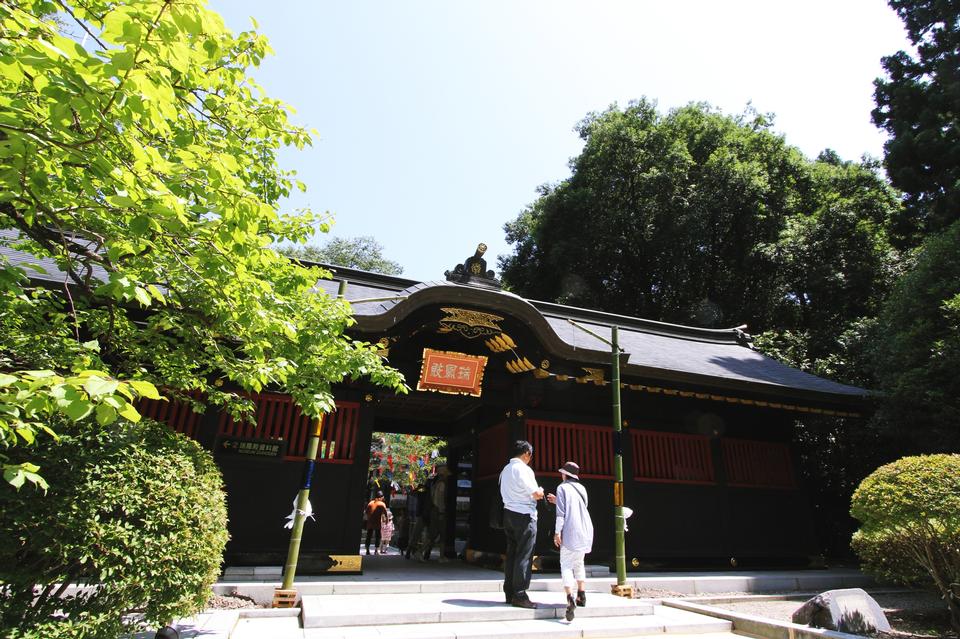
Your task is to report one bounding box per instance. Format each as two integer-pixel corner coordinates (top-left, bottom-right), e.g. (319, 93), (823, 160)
(565, 320), (629, 590)
(275, 280), (348, 603)
(279, 416), (324, 593)
(611, 326), (627, 587)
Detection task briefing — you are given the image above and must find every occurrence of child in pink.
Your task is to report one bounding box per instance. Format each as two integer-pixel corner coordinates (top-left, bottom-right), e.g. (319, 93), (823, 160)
(379, 509), (395, 554)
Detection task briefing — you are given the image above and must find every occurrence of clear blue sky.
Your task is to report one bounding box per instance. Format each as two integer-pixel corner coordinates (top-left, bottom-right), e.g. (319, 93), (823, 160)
(209, 1), (910, 282)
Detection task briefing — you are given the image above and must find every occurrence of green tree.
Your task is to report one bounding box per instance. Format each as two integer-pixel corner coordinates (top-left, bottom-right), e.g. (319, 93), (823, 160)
(501, 102), (899, 345)
(0, 0), (406, 487)
(873, 0), (960, 246)
(869, 220), (960, 452)
(0, 419), (228, 638)
(754, 152), (901, 382)
(851, 454), (960, 632)
(501, 101), (904, 561)
(502, 101), (803, 327)
(282, 236), (404, 275)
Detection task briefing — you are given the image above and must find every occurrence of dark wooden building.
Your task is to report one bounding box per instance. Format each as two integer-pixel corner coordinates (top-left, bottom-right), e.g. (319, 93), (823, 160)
(4, 236), (871, 571)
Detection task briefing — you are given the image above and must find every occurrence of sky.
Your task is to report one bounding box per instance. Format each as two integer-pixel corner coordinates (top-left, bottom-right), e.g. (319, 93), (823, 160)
(208, 1), (911, 283)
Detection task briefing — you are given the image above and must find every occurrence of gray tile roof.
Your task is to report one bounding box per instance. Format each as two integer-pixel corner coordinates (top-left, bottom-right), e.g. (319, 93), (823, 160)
(2, 232), (868, 405)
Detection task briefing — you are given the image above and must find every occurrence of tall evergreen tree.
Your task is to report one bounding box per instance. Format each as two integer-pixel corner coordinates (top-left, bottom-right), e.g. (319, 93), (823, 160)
(873, 0), (960, 246)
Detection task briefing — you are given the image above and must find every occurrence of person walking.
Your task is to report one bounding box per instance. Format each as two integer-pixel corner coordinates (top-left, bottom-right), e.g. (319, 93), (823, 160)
(421, 465), (451, 562)
(379, 508), (395, 554)
(363, 491), (387, 555)
(552, 461), (594, 621)
(499, 440), (547, 609)
(403, 483), (429, 559)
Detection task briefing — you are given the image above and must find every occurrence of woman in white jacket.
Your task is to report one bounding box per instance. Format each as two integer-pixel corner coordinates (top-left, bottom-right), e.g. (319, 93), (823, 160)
(552, 461), (594, 621)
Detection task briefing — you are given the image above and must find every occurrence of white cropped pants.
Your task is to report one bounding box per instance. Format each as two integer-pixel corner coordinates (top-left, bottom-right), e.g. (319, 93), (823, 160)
(559, 546), (586, 590)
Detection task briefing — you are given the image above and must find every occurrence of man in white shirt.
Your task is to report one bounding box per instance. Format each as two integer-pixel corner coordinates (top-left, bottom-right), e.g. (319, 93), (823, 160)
(499, 440), (547, 608)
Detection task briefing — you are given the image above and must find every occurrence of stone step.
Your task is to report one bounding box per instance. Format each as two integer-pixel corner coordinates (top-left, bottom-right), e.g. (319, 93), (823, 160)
(301, 590), (656, 629)
(291, 604), (731, 639)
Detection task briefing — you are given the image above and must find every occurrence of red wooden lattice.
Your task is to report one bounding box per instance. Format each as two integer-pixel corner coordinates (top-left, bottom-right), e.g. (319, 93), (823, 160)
(631, 430), (715, 485)
(476, 422), (508, 479)
(137, 391), (203, 438)
(217, 393), (359, 463)
(721, 438), (796, 489)
(526, 419), (613, 479)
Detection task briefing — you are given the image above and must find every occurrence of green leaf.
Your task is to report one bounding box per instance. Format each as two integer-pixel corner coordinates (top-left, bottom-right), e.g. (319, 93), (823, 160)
(83, 376), (120, 397)
(130, 215), (151, 236)
(63, 399), (94, 421)
(0, 374), (17, 387)
(118, 401), (141, 423)
(95, 403), (117, 425)
(81, 340), (101, 352)
(129, 380), (161, 400)
(4, 467), (26, 490)
(134, 286), (151, 307)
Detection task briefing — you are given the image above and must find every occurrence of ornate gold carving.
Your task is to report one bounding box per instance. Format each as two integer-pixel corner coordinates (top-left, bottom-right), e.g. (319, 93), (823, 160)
(579, 367), (605, 385)
(505, 357), (535, 374)
(484, 333), (517, 352)
(516, 409), (524, 417)
(438, 308), (504, 339)
(375, 336), (395, 358)
(364, 394), (374, 402)
(329, 555), (362, 572)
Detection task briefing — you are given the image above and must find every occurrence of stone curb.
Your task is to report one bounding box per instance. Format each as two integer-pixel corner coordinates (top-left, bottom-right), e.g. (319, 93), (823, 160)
(662, 599), (867, 639)
(237, 607), (300, 619)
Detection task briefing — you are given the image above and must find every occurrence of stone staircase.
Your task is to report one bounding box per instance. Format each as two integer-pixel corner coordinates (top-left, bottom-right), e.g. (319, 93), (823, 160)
(284, 582), (732, 639)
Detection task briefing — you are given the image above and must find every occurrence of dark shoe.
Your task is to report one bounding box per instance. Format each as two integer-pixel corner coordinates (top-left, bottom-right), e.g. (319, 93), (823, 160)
(576, 590), (586, 607)
(565, 594), (576, 621)
(511, 597), (537, 609)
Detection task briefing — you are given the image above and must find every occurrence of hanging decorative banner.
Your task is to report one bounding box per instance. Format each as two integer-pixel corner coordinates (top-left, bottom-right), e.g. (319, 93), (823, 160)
(417, 348), (488, 397)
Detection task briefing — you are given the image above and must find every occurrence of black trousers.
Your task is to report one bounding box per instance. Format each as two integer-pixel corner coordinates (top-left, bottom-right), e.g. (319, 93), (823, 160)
(364, 527), (381, 552)
(503, 509), (537, 600)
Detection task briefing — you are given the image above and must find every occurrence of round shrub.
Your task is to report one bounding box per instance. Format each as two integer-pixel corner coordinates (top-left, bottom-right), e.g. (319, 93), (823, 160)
(0, 419), (229, 638)
(850, 454), (960, 631)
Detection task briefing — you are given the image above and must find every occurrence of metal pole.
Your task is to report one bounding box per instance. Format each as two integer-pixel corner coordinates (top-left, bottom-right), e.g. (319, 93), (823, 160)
(280, 416), (324, 592)
(611, 326), (627, 586)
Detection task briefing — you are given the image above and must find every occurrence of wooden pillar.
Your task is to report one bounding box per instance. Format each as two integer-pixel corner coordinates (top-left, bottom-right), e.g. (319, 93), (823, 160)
(444, 447), (460, 559)
(194, 403), (221, 452)
(340, 391), (376, 556)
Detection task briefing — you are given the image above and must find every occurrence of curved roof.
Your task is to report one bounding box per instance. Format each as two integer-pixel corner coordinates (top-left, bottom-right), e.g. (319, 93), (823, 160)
(315, 267), (870, 411)
(0, 232), (870, 411)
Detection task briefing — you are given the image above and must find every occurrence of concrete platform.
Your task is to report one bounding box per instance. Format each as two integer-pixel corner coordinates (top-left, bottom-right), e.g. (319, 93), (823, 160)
(225, 604), (730, 639)
(216, 556), (876, 605)
(300, 590), (654, 628)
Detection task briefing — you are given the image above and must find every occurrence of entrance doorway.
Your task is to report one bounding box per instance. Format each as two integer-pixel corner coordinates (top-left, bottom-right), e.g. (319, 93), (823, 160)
(362, 431), (464, 560)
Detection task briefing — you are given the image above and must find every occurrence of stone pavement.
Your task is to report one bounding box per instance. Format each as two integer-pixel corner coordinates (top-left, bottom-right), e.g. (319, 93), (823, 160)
(155, 558), (875, 638)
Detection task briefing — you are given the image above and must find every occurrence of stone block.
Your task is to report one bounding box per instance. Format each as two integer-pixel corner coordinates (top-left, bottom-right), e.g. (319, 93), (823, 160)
(791, 588), (891, 634)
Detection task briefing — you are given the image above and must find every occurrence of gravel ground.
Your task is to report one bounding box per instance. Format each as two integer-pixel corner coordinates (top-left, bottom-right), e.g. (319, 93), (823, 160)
(701, 591), (955, 639)
(206, 593), (266, 609)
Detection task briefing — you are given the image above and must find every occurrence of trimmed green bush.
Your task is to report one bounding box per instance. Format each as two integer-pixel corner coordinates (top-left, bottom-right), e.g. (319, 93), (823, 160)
(0, 419), (229, 638)
(851, 454), (960, 632)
